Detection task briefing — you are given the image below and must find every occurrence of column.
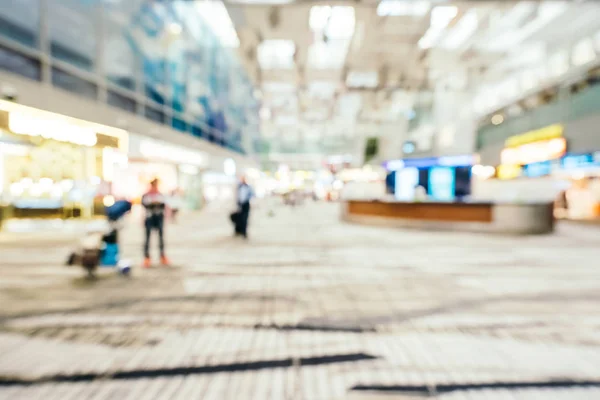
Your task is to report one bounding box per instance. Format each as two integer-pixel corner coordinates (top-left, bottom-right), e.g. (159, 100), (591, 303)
(38, 0), (51, 85)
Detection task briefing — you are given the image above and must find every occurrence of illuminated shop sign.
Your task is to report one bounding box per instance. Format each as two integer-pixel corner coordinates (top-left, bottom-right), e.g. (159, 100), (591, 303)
(501, 138), (566, 165)
(523, 160), (552, 177)
(505, 124), (564, 148)
(8, 112), (98, 147)
(562, 153), (597, 170)
(387, 154), (475, 170)
(497, 164), (522, 180)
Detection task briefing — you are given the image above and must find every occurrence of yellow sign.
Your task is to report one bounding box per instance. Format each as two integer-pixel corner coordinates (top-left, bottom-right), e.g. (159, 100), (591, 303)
(505, 124), (564, 148)
(497, 164), (522, 180)
(501, 137), (566, 165)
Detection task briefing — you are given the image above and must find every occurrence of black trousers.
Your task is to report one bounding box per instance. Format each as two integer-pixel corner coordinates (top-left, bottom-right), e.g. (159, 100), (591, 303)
(235, 202), (250, 236)
(144, 217), (165, 258)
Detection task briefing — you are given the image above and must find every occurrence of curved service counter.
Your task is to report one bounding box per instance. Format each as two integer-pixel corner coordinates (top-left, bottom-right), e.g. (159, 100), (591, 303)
(342, 200), (555, 235)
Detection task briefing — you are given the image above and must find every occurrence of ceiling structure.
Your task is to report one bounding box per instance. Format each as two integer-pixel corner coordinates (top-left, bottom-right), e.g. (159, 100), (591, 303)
(219, 0), (599, 169)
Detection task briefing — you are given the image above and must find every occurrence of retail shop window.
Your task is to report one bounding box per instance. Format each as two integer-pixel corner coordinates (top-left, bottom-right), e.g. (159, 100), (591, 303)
(144, 106), (165, 124)
(145, 83), (165, 105)
(50, 43), (93, 72)
(172, 116), (188, 132)
(0, 0), (39, 49)
(0, 45), (41, 81)
(48, 0), (96, 72)
(191, 125), (205, 139)
(108, 90), (136, 114)
(51, 67), (98, 100)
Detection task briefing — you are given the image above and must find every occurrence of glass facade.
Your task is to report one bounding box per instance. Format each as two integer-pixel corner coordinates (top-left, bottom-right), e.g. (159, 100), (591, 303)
(0, 0), (259, 154)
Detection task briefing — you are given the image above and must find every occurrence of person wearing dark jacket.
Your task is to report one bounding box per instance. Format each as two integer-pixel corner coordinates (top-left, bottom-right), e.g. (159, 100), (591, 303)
(141, 179), (170, 267)
(235, 177), (253, 238)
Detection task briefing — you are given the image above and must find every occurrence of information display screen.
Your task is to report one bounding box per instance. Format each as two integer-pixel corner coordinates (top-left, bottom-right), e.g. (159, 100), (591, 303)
(428, 167), (455, 201)
(394, 167), (418, 200)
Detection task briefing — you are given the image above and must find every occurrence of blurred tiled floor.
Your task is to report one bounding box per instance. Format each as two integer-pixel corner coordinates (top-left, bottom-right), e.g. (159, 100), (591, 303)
(1, 203), (600, 399)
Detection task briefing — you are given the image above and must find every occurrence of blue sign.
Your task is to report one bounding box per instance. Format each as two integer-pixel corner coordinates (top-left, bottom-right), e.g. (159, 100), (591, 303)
(562, 153), (595, 170)
(384, 155), (475, 171)
(428, 167), (455, 201)
(523, 161), (552, 177)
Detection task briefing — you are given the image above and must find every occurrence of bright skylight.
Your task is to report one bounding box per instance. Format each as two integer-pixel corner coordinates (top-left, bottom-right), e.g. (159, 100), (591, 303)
(377, 0), (431, 17)
(308, 81), (338, 99)
(195, 1), (239, 47)
(418, 5), (458, 49)
(346, 70), (379, 88)
(257, 40), (296, 70)
(307, 41), (350, 70)
(309, 5), (355, 39)
(440, 9), (478, 49)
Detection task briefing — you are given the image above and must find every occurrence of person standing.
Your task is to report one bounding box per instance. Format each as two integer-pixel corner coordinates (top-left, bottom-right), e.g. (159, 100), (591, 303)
(235, 176), (253, 238)
(142, 179), (170, 267)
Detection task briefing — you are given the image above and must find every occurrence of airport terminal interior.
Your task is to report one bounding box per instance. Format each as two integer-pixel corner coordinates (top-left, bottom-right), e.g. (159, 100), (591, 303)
(1, 0), (600, 399)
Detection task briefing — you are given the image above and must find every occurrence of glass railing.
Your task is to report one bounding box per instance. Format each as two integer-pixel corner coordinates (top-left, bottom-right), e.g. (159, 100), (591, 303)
(477, 84), (600, 150)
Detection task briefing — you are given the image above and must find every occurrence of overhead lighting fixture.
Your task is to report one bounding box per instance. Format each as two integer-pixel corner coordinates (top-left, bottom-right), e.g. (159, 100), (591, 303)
(195, 1), (240, 47)
(491, 114), (504, 125)
(167, 22), (182, 36)
(308, 81), (338, 99)
(257, 40), (296, 70)
(441, 9), (478, 49)
(377, 0), (431, 17)
(325, 7), (355, 40)
(346, 70), (379, 88)
(307, 41), (350, 70)
(309, 5), (331, 32)
(310, 5), (355, 40)
(418, 5), (458, 49)
(572, 37), (595, 67)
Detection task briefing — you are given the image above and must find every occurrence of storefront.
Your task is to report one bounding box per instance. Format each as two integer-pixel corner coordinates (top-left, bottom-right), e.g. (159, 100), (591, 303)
(472, 124), (600, 219)
(384, 155), (475, 201)
(0, 100), (127, 219)
(115, 134), (208, 210)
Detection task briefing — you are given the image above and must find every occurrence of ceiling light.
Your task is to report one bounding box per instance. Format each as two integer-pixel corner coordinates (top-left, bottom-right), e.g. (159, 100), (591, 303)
(377, 0), (431, 17)
(441, 9), (478, 49)
(260, 107), (271, 120)
(572, 37), (595, 66)
(195, 1), (239, 47)
(491, 114), (504, 125)
(346, 71), (379, 88)
(309, 5), (331, 32)
(308, 81), (338, 99)
(167, 23), (182, 36)
(325, 7), (355, 40)
(307, 41), (350, 70)
(418, 5), (457, 49)
(430, 6), (458, 28)
(310, 5), (355, 40)
(258, 40), (296, 70)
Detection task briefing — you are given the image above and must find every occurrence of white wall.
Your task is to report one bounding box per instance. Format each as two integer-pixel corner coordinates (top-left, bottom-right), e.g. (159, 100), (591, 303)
(471, 177), (569, 203)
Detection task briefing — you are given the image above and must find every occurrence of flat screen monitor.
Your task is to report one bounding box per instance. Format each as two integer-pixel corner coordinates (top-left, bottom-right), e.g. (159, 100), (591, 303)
(428, 167), (455, 201)
(395, 167), (419, 200)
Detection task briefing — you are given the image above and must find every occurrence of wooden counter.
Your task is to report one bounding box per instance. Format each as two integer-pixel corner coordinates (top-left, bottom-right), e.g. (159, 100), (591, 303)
(342, 200), (555, 235)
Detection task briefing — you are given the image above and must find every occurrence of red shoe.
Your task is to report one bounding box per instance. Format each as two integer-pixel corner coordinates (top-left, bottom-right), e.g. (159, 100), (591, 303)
(143, 258), (151, 268)
(160, 256), (171, 266)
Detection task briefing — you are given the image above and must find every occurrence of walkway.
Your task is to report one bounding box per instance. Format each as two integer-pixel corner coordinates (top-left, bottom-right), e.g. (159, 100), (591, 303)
(1, 203), (600, 399)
